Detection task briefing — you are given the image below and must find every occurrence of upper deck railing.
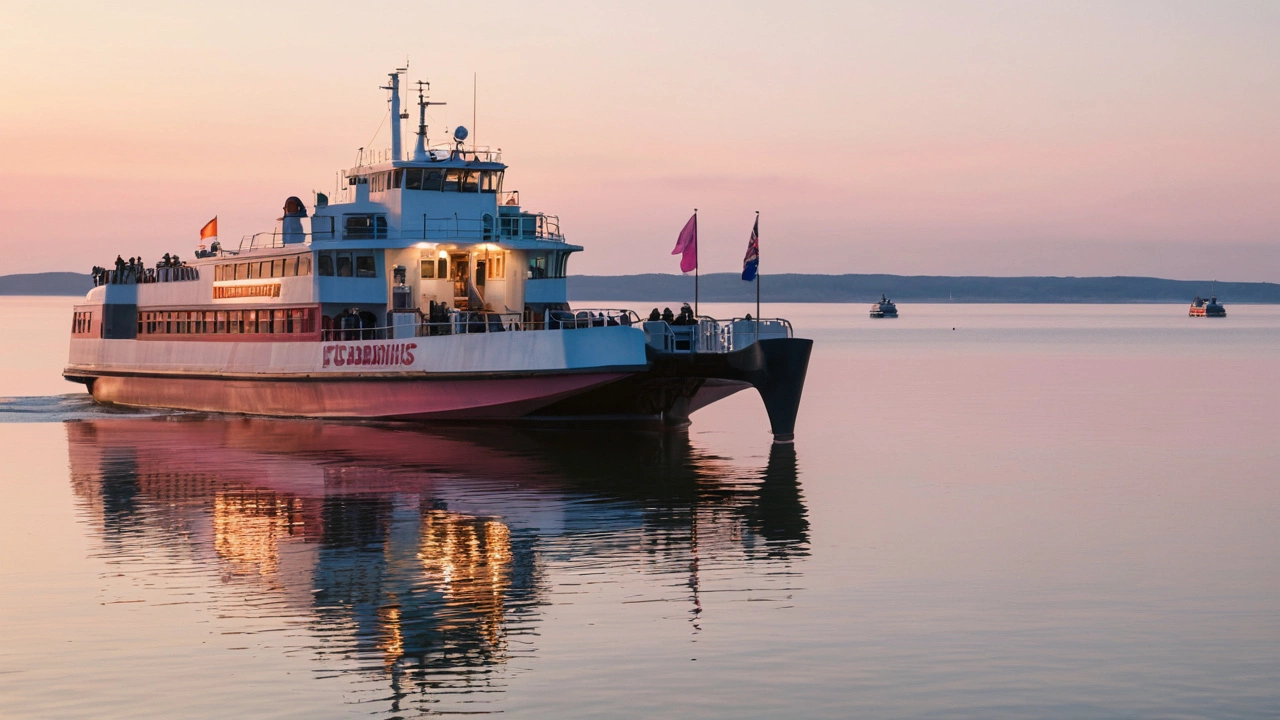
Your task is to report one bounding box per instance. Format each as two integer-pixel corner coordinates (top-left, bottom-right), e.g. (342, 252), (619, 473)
(319, 308), (791, 355)
(91, 264), (199, 286)
(234, 213), (564, 253)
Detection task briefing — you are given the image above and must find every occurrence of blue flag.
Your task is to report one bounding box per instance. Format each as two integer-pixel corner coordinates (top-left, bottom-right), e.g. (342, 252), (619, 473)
(741, 216), (759, 281)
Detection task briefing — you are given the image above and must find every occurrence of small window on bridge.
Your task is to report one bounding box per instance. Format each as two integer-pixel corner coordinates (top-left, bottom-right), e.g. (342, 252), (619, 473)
(481, 171), (502, 193)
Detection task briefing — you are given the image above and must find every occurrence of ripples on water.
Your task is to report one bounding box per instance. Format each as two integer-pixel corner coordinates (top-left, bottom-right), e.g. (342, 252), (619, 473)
(31, 411), (806, 717)
(6, 302), (1280, 718)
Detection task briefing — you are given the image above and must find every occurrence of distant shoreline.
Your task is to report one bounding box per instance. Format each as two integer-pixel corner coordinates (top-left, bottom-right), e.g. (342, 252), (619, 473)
(3, 271), (1277, 304)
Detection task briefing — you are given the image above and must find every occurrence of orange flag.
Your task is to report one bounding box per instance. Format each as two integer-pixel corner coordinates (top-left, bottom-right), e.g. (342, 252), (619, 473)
(199, 217), (218, 240)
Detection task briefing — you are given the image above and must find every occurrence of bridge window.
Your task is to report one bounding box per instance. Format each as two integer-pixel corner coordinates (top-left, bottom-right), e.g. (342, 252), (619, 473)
(355, 254), (377, 278)
(336, 252), (353, 277)
(403, 168), (422, 190)
(481, 171), (502, 193)
(442, 170), (461, 192)
(460, 171), (479, 193)
(318, 253), (334, 276)
(401, 168), (450, 191)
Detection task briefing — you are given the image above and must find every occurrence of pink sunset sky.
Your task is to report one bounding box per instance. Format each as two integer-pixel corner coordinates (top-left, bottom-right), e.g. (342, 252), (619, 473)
(0, 0), (1277, 280)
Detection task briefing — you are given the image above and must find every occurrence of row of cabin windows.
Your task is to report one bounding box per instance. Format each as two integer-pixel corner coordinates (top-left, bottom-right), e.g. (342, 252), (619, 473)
(214, 255), (312, 282)
(72, 311), (93, 334)
(528, 251), (568, 279)
(317, 251), (379, 278)
(358, 169), (503, 194)
(138, 308), (315, 336)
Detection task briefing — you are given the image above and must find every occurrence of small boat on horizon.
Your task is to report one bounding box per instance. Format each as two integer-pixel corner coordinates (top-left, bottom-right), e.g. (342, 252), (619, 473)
(870, 294), (898, 318)
(1189, 295), (1226, 317)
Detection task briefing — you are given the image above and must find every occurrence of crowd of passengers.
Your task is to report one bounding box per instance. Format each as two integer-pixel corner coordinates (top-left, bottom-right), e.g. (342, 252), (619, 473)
(92, 253), (195, 286)
(647, 303), (698, 325)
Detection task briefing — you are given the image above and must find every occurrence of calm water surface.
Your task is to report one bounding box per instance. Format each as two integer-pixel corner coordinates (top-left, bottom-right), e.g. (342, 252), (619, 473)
(2, 297), (1279, 718)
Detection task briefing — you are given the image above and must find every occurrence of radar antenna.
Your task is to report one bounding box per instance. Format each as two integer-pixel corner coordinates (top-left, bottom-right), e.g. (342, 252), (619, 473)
(411, 80), (446, 162)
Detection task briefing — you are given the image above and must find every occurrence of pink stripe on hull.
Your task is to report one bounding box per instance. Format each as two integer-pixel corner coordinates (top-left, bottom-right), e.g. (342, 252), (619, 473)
(89, 373), (629, 420)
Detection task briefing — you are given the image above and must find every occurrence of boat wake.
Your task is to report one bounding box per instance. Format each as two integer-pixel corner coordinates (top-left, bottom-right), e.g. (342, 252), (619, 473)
(0, 395), (184, 423)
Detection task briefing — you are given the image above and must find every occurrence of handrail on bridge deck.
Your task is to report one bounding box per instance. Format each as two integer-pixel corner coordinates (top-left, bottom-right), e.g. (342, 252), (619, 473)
(235, 213), (565, 254)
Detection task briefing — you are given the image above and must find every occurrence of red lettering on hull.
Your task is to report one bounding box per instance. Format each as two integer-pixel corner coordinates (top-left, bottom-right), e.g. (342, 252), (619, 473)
(322, 342), (418, 368)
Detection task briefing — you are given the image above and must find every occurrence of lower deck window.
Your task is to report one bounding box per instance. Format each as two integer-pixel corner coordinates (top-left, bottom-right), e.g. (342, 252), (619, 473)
(136, 308), (315, 337)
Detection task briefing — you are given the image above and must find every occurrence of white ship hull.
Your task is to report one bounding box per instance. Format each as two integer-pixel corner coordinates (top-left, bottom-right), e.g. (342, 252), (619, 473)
(65, 328), (649, 419)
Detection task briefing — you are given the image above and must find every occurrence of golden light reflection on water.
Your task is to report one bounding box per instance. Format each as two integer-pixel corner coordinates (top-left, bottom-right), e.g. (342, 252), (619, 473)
(377, 603), (404, 666)
(418, 510), (513, 652)
(49, 417), (807, 716)
(212, 491), (302, 578)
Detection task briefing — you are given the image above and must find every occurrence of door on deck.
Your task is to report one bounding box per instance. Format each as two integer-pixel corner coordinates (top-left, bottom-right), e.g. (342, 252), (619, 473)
(451, 254), (470, 310)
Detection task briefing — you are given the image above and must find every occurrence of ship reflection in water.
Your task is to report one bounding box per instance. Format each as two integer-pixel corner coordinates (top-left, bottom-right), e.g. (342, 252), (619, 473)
(66, 418), (807, 714)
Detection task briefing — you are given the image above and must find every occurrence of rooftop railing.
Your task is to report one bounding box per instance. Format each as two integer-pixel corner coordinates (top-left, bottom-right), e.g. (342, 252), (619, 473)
(346, 146), (504, 172)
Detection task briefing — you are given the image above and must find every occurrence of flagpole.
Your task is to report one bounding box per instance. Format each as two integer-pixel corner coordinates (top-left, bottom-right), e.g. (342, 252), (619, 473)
(755, 211), (760, 342)
(694, 209), (699, 317)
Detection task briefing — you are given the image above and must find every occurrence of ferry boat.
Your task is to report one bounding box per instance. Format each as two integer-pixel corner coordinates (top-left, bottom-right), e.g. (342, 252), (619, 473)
(1189, 295), (1226, 317)
(870, 294), (898, 318)
(64, 70), (812, 440)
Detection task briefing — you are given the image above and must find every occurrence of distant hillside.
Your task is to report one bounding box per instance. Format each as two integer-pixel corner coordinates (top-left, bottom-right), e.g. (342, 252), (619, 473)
(568, 273), (1280, 304)
(0, 272), (92, 296)
(2, 271), (1277, 304)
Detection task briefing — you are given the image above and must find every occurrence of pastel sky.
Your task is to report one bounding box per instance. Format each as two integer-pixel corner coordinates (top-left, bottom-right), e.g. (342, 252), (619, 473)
(1, 1), (1277, 280)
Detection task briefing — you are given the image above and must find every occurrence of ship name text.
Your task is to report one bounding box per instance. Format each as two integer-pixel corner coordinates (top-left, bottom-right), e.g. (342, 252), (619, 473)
(323, 342), (417, 368)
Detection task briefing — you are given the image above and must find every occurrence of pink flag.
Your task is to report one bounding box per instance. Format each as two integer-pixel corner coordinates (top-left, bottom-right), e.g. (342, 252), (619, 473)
(672, 213), (697, 273)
